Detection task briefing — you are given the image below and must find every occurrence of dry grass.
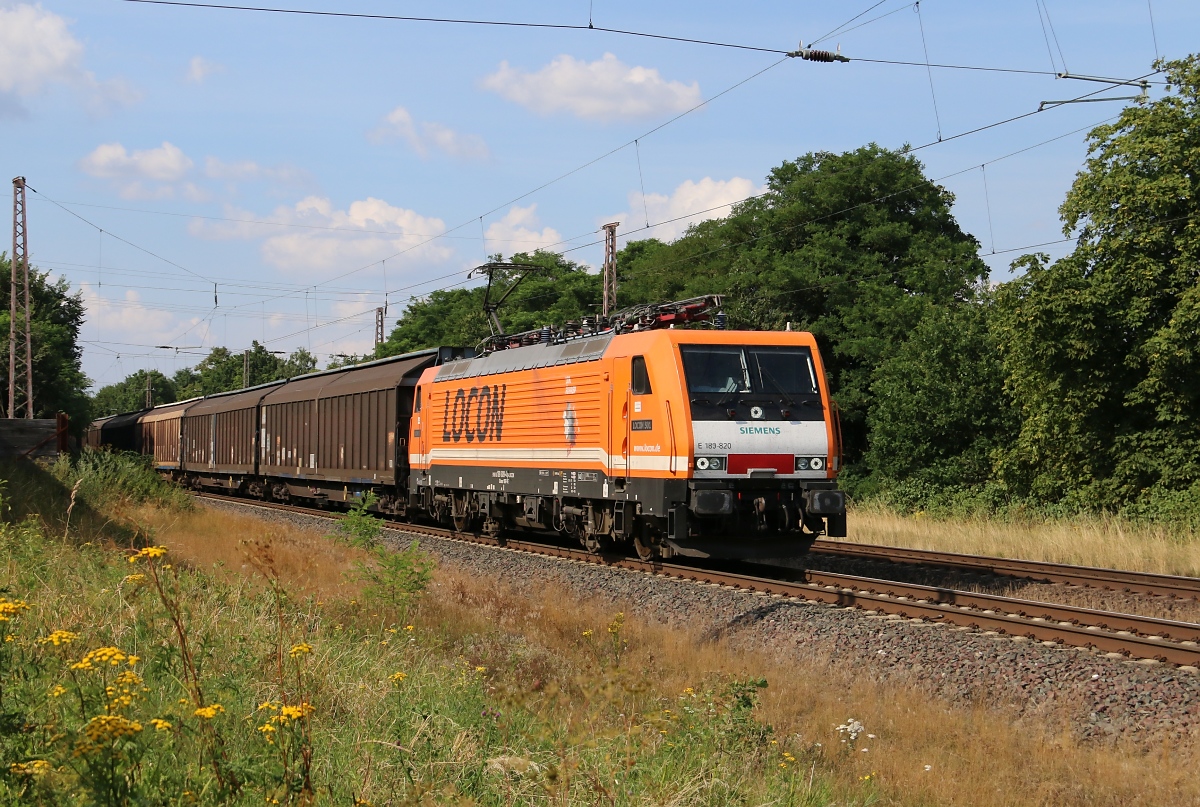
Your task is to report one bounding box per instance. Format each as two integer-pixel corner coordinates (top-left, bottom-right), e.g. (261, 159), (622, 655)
(847, 504), (1200, 577)
(148, 505), (1200, 806)
(134, 504), (368, 597)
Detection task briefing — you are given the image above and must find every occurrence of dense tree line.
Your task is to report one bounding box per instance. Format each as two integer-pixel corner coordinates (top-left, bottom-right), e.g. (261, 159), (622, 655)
(0, 255), (90, 430)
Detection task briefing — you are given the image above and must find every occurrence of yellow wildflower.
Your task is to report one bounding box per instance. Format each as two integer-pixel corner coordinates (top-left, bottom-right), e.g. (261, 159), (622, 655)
(9, 760), (51, 776)
(128, 546), (167, 563)
(258, 723), (277, 744)
(71, 646), (128, 670)
(581, 629), (593, 637)
(78, 714), (143, 747)
(258, 701), (280, 712)
(149, 718), (172, 732)
(4, 634), (14, 643)
(404, 625), (414, 632)
(475, 666), (487, 674)
(274, 703), (315, 723)
(37, 630), (79, 647)
(193, 704), (225, 720)
(0, 597), (30, 622)
(288, 642), (312, 658)
(122, 574), (145, 584)
(389, 671), (407, 683)
(49, 685), (66, 698)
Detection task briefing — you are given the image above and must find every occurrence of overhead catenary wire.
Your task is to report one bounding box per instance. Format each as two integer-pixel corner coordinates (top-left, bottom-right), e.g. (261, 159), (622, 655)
(118, 0), (1162, 82)
(914, 1), (942, 141)
(1034, 0), (1060, 74)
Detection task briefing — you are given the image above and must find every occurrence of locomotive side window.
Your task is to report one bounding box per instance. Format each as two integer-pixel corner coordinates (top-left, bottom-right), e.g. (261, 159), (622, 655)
(414, 387), (422, 412)
(631, 356), (653, 395)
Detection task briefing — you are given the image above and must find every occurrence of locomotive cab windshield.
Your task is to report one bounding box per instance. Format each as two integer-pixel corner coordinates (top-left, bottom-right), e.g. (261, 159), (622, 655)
(680, 345), (823, 419)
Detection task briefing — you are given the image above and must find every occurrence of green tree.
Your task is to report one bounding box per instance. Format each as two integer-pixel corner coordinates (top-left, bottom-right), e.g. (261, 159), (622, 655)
(993, 55), (1200, 509)
(864, 301), (1015, 500)
(0, 254), (89, 428)
(171, 343), (318, 399)
(378, 251), (601, 356)
(91, 369), (177, 415)
(619, 145), (989, 476)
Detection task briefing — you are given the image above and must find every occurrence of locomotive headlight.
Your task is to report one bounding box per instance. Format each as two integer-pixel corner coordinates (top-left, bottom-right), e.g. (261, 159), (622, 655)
(795, 456), (825, 471)
(794, 457), (809, 471)
(695, 457), (710, 470)
(695, 456), (724, 471)
(810, 457), (825, 470)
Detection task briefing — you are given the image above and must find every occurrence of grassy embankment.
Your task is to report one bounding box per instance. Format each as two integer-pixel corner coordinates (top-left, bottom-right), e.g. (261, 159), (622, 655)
(0, 450), (1196, 805)
(847, 503), (1200, 577)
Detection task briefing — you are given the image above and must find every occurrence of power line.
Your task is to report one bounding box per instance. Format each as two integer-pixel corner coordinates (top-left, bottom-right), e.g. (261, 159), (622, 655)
(118, 0), (1162, 82)
(26, 185), (213, 284)
(122, 0), (788, 54)
(809, 0), (890, 46)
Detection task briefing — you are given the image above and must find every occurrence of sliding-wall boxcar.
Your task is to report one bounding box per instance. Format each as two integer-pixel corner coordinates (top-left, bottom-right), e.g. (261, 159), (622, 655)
(140, 400), (200, 473)
(255, 348), (463, 509)
(180, 382), (283, 492)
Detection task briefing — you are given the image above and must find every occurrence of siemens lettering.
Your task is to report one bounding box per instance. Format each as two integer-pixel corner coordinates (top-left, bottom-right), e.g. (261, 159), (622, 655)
(739, 426), (781, 435)
(442, 385), (507, 442)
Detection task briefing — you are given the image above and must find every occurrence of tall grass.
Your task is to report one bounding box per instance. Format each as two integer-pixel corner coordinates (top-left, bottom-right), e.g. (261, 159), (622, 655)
(0, 460), (850, 805)
(846, 502), (1200, 577)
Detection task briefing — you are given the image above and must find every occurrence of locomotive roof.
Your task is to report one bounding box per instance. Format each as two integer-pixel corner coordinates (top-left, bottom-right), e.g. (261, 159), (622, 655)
(434, 333), (615, 382)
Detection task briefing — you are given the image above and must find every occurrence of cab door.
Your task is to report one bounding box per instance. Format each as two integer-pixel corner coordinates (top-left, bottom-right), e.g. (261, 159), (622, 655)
(609, 360), (631, 481)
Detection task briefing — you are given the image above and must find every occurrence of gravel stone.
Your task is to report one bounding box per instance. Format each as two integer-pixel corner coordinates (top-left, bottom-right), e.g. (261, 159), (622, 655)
(200, 497), (1200, 744)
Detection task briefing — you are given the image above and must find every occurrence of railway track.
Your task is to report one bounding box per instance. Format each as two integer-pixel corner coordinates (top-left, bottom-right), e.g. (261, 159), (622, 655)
(196, 494), (1200, 668)
(810, 540), (1200, 600)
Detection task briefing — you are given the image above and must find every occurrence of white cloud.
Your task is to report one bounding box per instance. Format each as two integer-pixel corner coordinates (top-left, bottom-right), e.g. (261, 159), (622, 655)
(485, 205), (563, 255)
(368, 106), (489, 160)
(189, 195), (455, 274)
(615, 176), (763, 241)
(81, 283), (176, 340)
(80, 141), (194, 182)
(0, 4), (83, 96)
(186, 56), (222, 83)
(0, 4), (138, 117)
(482, 53), (701, 120)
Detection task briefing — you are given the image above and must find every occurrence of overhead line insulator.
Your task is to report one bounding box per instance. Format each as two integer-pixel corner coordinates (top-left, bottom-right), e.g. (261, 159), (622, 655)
(788, 42), (850, 63)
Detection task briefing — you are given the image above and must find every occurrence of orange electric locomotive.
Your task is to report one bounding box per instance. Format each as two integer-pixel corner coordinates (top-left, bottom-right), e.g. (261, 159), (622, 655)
(410, 295), (846, 559)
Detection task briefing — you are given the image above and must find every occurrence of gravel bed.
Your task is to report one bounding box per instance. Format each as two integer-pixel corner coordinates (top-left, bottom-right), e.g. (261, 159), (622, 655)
(199, 498), (1200, 743)
(766, 554), (1200, 624)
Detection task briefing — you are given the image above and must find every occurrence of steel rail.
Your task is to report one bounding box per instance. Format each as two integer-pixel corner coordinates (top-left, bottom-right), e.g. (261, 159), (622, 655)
(195, 494), (1200, 667)
(810, 540), (1200, 600)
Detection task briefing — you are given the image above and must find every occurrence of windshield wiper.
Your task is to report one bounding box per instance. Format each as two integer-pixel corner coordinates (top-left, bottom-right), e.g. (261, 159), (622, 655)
(759, 366), (795, 407)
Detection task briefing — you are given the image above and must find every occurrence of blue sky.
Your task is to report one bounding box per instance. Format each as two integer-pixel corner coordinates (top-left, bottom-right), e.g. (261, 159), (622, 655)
(1, 0), (1196, 389)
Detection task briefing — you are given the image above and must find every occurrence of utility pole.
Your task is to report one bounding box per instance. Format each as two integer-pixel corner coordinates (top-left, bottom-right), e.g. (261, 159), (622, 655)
(601, 221), (618, 319)
(375, 307), (385, 348)
(144, 373), (153, 409)
(9, 177), (33, 419)
(243, 349), (250, 389)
